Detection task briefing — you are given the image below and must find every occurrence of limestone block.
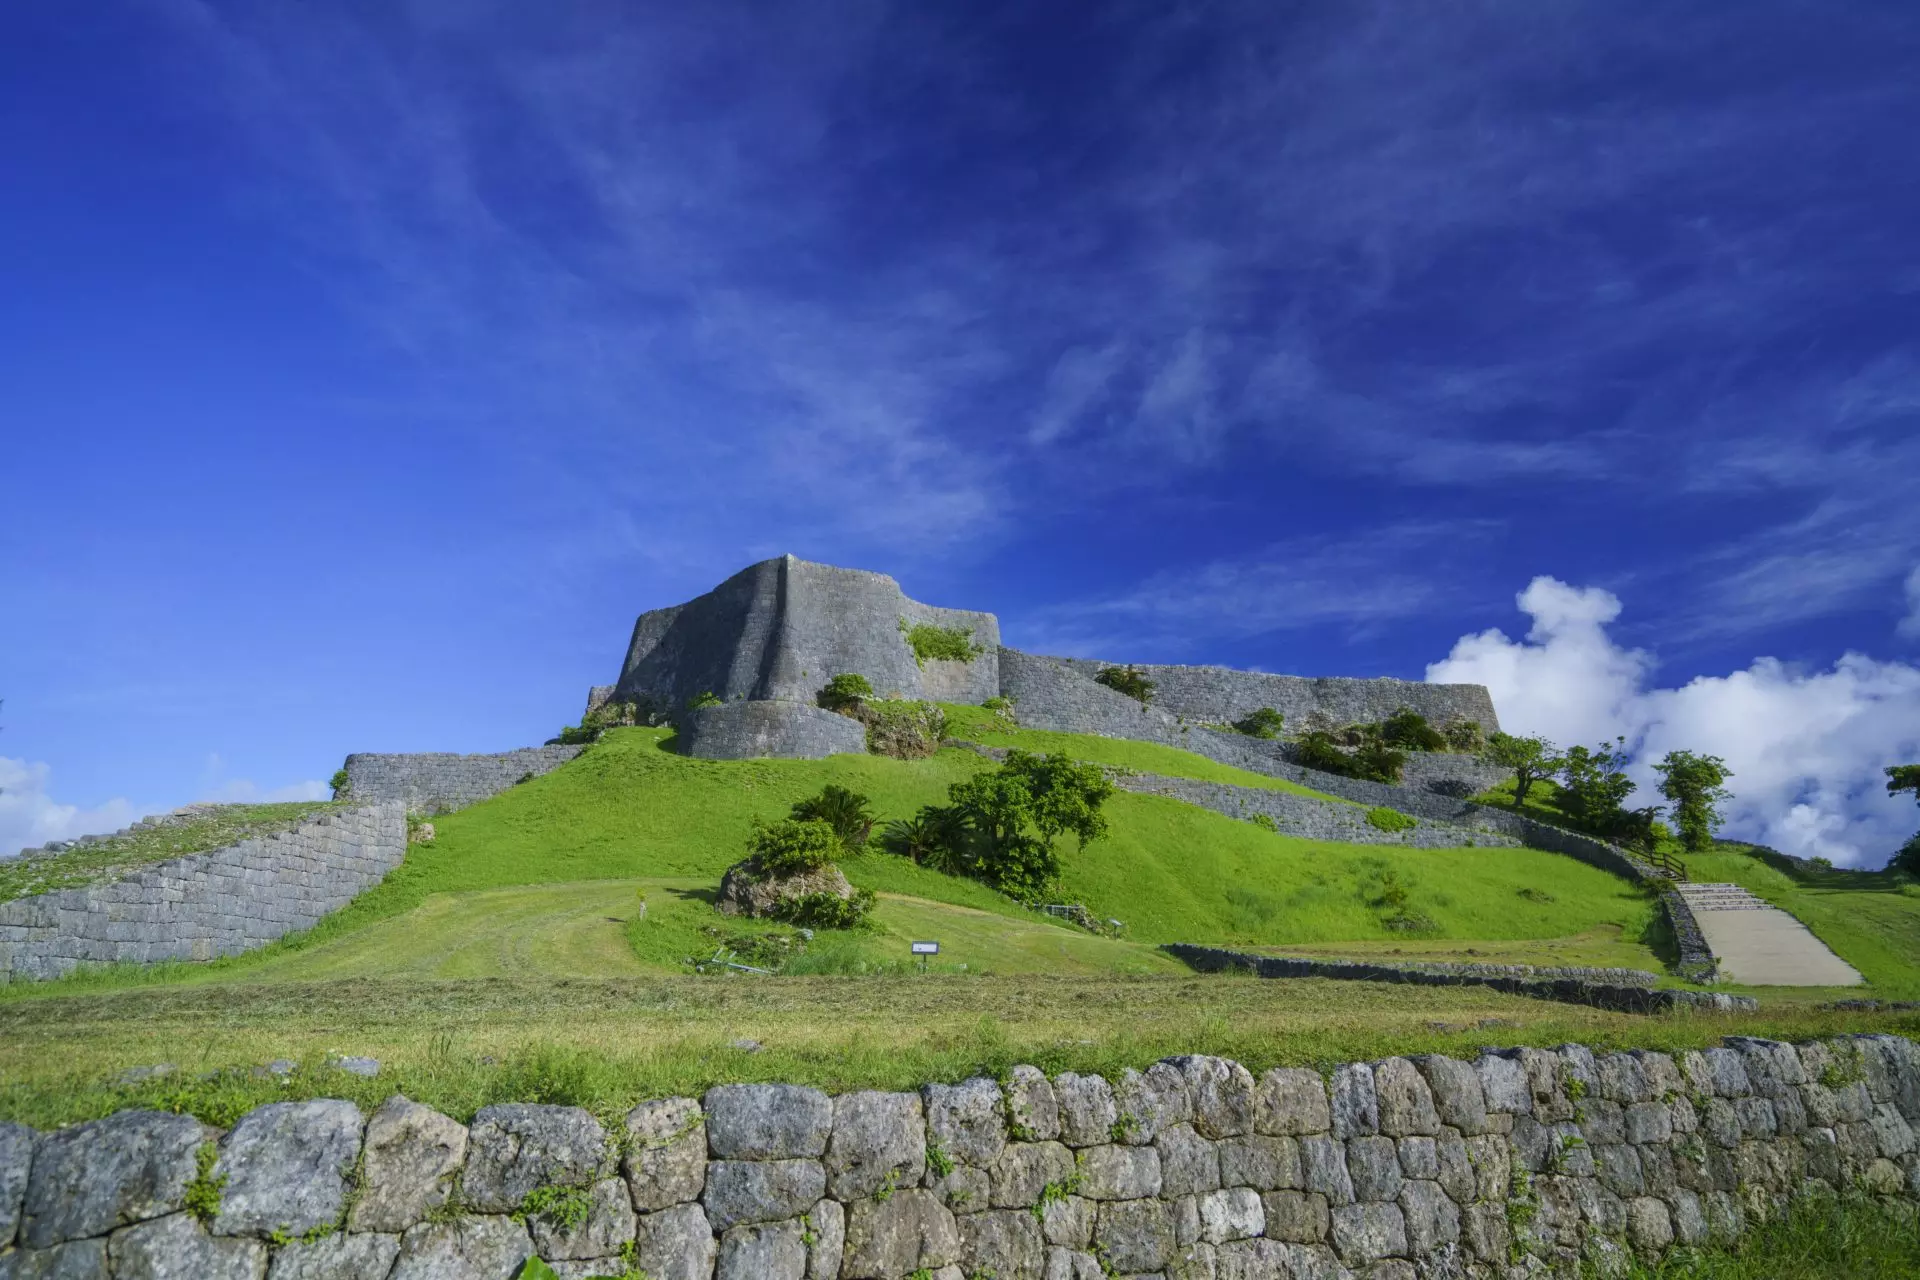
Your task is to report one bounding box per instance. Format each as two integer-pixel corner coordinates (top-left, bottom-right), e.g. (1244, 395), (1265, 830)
(1632, 1051), (1685, 1102)
(622, 1098), (706, 1211)
(1094, 1197), (1173, 1273)
(463, 1105), (609, 1214)
(265, 1231), (399, 1280)
(529, 1179), (636, 1262)
(1623, 1102), (1673, 1146)
(1198, 1187), (1262, 1244)
(1345, 1138), (1401, 1203)
(1114, 1063), (1192, 1145)
(1050, 1074), (1117, 1150)
(108, 1213), (268, 1280)
(925, 1162), (991, 1212)
(1394, 1137), (1436, 1182)
(1253, 1068), (1330, 1137)
(352, 1097), (468, 1233)
(1462, 1134), (1508, 1203)
(704, 1085), (831, 1161)
(1460, 1200), (1508, 1261)
(1373, 1060), (1440, 1138)
(1006, 1066), (1061, 1142)
(805, 1197), (844, 1280)
(19, 1109), (210, 1248)
(1518, 1048), (1573, 1123)
(1216, 1136), (1299, 1191)
(388, 1216), (534, 1280)
(1397, 1180), (1459, 1254)
(1597, 1053), (1651, 1104)
(1075, 1145), (1161, 1201)
(1299, 1135), (1354, 1207)
(1329, 1202), (1407, 1266)
(1413, 1057), (1488, 1136)
(1260, 1190), (1329, 1244)
(1871, 1103), (1916, 1158)
(700, 1160), (825, 1231)
(1039, 1194), (1094, 1249)
(717, 1220), (806, 1280)
(841, 1189), (960, 1278)
(1735, 1097), (1777, 1140)
(1043, 1247), (1104, 1280)
(960, 1209), (1045, 1279)
(211, 1100), (363, 1239)
(1474, 1053), (1531, 1118)
(1594, 1144), (1644, 1197)
(0, 1122), (33, 1248)
(632, 1203), (717, 1280)
(1701, 1049), (1752, 1098)
(1669, 1189), (1708, 1246)
(826, 1091), (925, 1200)
(1155, 1126), (1221, 1198)
(923, 1078), (1006, 1167)
(0, 1238), (106, 1279)
(1626, 1197), (1673, 1254)
(1167, 1056), (1256, 1140)
(1701, 1099), (1741, 1149)
(1330, 1065), (1378, 1140)
(989, 1141), (1074, 1209)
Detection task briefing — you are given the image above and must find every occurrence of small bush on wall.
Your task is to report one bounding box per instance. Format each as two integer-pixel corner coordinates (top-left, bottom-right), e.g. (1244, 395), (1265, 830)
(1233, 707), (1285, 738)
(817, 673), (874, 714)
(899, 617), (984, 666)
(1094, 665), (1155, 704)
(860, 700), (948, 759)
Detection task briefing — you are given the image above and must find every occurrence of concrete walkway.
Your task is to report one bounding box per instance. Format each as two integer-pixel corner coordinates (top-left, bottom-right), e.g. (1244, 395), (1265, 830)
(1674, 882), (1863, 986)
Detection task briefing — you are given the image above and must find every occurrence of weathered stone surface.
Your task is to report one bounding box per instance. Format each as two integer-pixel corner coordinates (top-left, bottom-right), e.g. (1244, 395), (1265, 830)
(19, 1110), (210, 1248)
(1627, 1197), (1674, 1253)
(389, 1216), (534, 1280)
(1169, 1056), (1256, 1140)
(464, 1105), (608, 1214)
(529, 1179), (637, 1261)
(1217, 1136), (1299, 1191)
(1043, 1247), (1104, 1280)
(1198, 1187), (1262, 1244)
(1007, 1066), (1061, 1142)
(266, 1231), (399, 1280)
(717, 1219), (806, 1280)
(109, 1213), (268, 1280)
(1254, 1068), (1330, 1138)
(1156, 1125), (1221, 1197)
(1372, 1060), (1440, 1138)
(1330, 1065), (1378, 1140)
(702, 1160), (825, 1232)
(1397, 1181), (1458, 1254)
(925, 1162), (991, 1212)
(1598, 1053), (1651, 1105)
(1076, 1144), (1162, 1200)
(633, 1203), (717, 1280)
(960, 1209), (1046, 1279)
(1261, 1190), (1330, 1244)
(1475, 1053), (1531, 1116)
(212, 1100), (363, 1238)
(1299, 1136), (1354, 1207)
(1053, 1073), (1118, 1148)
(1115, 1063), (1192, 1145)
(716, 858), (854, 920)
(1330, 1202), (1407, 1266)
(1413, 1057), (1487, 1135)
(1394, 1137), (1436, 1181)
(0, 1123), (33, 1249)
(806, 1197), (844, 1280)
(705, 1085), (832, 1161)
(1346, 1138), (1401, 1203)
(842, 1189), (960, 1278)
(827, 1092), (925, 1200)
(1461, 1200), (1509, 1262)
(0, 1239), (109, 1279)
(1435, 1134), (1474, 1205)
(1095, 1197), (1174, 1273)
(1039, 1194), (1095, 1249)
(352, 1097), (467, 1233)
(623, 1098), (707, 1211)
(1702, 1049), (1752, 1098)
(923, 1078), (1006, 1167)
(990, 1141), (1074, 1209)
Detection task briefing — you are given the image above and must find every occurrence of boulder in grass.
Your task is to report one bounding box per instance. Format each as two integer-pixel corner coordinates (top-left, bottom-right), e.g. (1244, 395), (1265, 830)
(715, 858), (854, 919)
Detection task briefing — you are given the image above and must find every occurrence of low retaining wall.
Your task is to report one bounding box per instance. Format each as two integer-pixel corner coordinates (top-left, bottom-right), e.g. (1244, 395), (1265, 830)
(343, 747), (585, 815)
(1662, 891), (1719, 983)
(1164, 945), (1757, 1016)
(0, 803), (405, 983)
(679, 700), (869, 760)
(3, 1036), (1914, 1279)
(1114, 774), (1523, 851)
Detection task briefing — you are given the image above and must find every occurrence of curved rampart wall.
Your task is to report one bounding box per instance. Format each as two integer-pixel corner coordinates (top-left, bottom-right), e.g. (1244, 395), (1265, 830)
(679, 701), (868, 760)
(2, 1036), (1914, 1277)
(0, 802), (405, 983)
(342, 747), (584, 815)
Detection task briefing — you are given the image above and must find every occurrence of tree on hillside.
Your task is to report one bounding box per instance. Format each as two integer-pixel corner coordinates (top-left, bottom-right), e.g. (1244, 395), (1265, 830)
(1484, 733), (1562, 809)
(1558, 738), (1639, 835)
(1655, 750), (1734, 852)
(1889, 765), (1920, 876)
(789, 785), (875, 853)
(935, 749), (1114, 900)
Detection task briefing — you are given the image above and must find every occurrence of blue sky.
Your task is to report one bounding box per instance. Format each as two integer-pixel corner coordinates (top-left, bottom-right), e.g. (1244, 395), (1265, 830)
(4, 1), (1919, 863)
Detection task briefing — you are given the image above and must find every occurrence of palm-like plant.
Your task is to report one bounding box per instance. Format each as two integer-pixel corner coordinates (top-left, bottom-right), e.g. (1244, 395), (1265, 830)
(789, 784), (876, 852)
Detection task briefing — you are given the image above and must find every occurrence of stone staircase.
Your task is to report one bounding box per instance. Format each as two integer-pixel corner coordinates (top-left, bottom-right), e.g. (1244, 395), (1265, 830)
(1673, 882), (1863, 986)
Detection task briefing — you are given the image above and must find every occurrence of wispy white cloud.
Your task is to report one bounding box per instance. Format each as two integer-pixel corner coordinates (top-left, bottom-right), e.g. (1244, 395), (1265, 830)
(0, 759), (141, 858)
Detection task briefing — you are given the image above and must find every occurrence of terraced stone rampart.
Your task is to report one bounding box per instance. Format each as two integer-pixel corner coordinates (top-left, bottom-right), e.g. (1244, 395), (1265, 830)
(342, 747), (584, 815)
(4, 1036), (1915, 1277)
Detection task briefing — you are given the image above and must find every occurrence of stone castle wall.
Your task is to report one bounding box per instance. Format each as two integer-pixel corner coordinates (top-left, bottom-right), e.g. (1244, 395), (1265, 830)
(342, 747), (585, 815)
(2, 1036), (1915, 1278)
(680, 702), (868, 761)
(1041, 657), (1502, 736)
(1115, 775), (1526, 851)
(0, 803), (405, 984)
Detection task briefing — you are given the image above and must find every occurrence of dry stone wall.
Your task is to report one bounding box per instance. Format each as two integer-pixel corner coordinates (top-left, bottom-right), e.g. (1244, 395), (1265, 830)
(342, 748), (584, 816)
(1114, 775), (1523, 851)
(0, 803), (404, 984)
(680, 702), (868, 761)
(3, 1036), (1916, 1279)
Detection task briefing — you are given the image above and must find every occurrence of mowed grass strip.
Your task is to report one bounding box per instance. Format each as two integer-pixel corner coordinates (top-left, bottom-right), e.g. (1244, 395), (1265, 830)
(2, 971), (1915, 1130)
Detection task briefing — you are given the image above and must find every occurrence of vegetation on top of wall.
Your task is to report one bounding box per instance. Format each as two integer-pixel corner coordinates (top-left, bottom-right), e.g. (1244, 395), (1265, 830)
(859, 700), (948, 760)
(1094, 664), (1155, 703)
(550, 699), (641, 745)
(0, 801), (345, 905)
(329, 767), (352, 800)
(1232, 707), (1285, 739)
(898, 617), (984, 666)
(817, 673), (875, 714)
(684, 691), (723, 712)
(1295, 729), (1407, 785)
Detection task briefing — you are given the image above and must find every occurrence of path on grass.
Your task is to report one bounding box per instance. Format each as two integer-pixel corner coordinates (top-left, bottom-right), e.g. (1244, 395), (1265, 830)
(1675, 882), (1863, 986)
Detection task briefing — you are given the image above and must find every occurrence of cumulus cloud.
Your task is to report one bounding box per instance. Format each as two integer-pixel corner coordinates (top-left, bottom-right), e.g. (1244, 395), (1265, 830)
(0, 759), (141, 858)
(1428, 577), (1920, 867)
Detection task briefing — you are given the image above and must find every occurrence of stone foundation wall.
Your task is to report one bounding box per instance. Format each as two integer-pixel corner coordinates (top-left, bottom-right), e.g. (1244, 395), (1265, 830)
(680, 701), (870, 760)
(0, 803), (405, 984)
(3, 1036), (1915, 1279)
(342, 747), (585, 815)
(1114, 777), (1524, 851)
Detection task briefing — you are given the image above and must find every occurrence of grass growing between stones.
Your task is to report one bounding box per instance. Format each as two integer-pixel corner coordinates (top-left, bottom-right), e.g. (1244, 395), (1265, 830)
(1, 972), (1915, 1131)
(1602, 1192), (1920, 1278)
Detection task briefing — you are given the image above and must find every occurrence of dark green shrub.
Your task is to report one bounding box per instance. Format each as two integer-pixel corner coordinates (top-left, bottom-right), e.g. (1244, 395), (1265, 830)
(1442, 720), (1486, 753)
(899, 619), (983, 666)
(981, 695), (1016, 724)
(1654, 750), (1733, 852)
(878, 806), (973, 874)
(1094, 665), (1154, 703)
(550, 699), (641, 745)
(1297, 731), (1405, 784)
(1379, 708), (1446, 753)
(861, 700), (947, 759)
(893, 751), (1115, 900)
(685, 691), (722, 711)
(1892, 831), (1920, 879)
(789, 785), (875, 852)
(328, 768), (351, 800)
(771, 888), (876, 930)
(1233, 707), (1285, 739)
(1365, 806), (1417, 833)
(747, 817), (840, 877)
(818, 673), (875, 713)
